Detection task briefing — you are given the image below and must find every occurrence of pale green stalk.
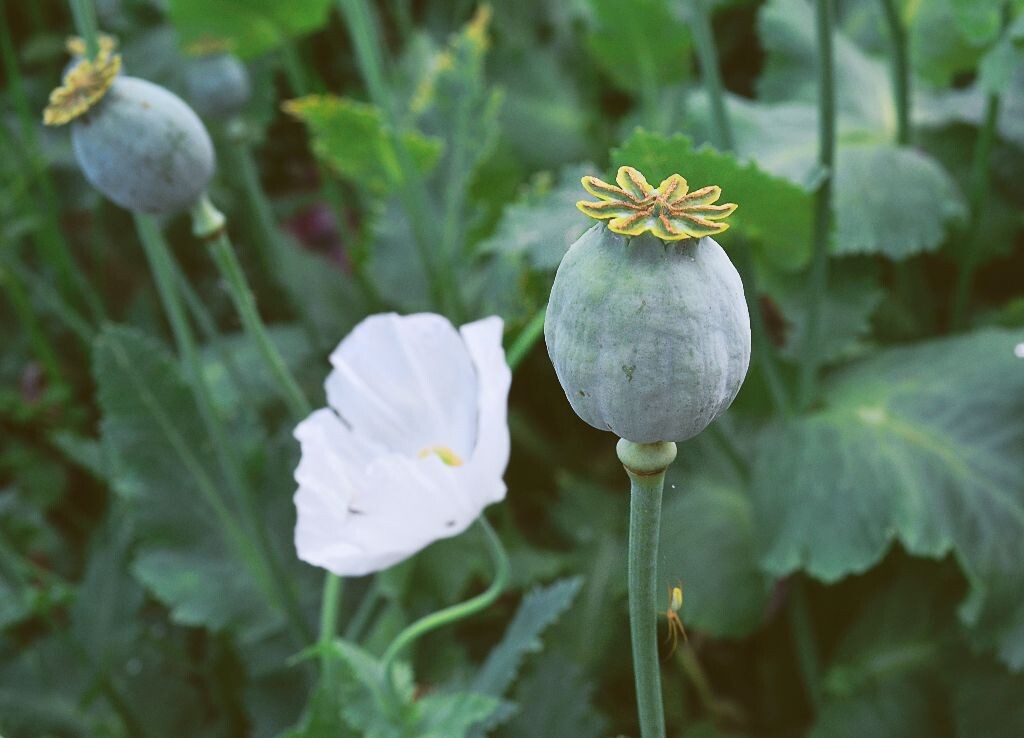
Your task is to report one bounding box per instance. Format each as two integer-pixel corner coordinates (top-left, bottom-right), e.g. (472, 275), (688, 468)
(618, 439), (676, 738)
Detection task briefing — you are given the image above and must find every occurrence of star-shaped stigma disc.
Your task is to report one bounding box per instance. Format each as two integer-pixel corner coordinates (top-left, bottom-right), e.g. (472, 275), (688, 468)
(577, 166), (737, 241)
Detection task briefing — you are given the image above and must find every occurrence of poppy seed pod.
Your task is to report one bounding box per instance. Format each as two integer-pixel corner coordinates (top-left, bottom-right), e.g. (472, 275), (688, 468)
(71, 76), (215, 214)
(44, 49), (215, 215)
(183, 53), (251, 121)
(545, 167), (751, 443)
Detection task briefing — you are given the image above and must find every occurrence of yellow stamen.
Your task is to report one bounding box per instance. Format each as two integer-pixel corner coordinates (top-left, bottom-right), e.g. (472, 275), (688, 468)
(418, 445), (464, 467)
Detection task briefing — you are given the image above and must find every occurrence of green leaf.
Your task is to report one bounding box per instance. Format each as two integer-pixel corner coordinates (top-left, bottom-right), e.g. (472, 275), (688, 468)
(478, 164), (598, 271)
(757, 0), (894, 132)
(979, 37), (1024, 96)
(167, 0), (333, 59)
(501, 652), (608, 738)
(472, 577), (584, 699)
(583, 0), (692, 93)
(611, 130), (813, 271)
(92, 325), (281, 638)
(657, 472), (773, 638)
(833, 144), (966, 258)
(415, 692), (501, 738)
(769, 258), (883, 365)
(751, 328), (1024, 668)
(284, 95), (443, 195)
(810, 680), (935, 738)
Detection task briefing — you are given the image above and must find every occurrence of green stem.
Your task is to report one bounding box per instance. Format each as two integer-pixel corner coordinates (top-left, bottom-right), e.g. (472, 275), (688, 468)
(335, 0), (454, 317)
(878, 0), (910, 145)
(787, 577), (822, 708)
(381, 517), (508, 669)
(221, 126), (329, 347)
(318, 574), (343, 676)
(344, 579), (382, 641)
(689, 5), (788, 416)
(617, 439), (676, 738)
(68, 0), (100, 59)
(797, 0), (836, 411)
(193, 197), (312, 421)
(134, 213), (312, 645)
(506, 305), (546, 371)
(0, 2), (105, 323)
(690, 0), (735, 151)
(950, 2), (1007, 331)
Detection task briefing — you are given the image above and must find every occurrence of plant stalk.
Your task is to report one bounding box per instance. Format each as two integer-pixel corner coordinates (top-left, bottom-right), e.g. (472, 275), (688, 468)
(618, 439), (676, 738)
(506, 305), (547, 371)
(878, 0), (910, 145)
(788, 577), (822, 708)
(68, 0), (100, 59)
(381, 517), (508, 669)
(950, 3), (1007, 331)
(689, 0), (735, 152)
(194, 198), (312, 422)
(797, 0), (836, 411)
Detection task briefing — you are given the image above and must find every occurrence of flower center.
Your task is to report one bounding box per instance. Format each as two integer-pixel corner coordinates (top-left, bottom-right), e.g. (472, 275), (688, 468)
(417, 445), (464, 467)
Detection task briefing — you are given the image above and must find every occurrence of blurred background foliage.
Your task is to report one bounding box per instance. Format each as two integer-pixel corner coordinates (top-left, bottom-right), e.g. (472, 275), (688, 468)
(1, 0), (1023, 736)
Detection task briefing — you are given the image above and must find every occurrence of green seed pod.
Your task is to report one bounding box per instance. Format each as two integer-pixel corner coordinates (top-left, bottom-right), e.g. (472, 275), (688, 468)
(183, 52), (251, 121)
(43, 50), (214, 215)
(71, 76), (215, 214)
(545, 167), (750, 443)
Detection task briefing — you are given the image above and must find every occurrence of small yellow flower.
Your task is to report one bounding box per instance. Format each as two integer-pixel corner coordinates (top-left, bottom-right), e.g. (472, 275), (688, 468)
(577, 165), (737, 241)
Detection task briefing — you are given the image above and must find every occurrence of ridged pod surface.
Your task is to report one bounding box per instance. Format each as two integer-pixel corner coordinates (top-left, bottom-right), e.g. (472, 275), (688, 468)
(545, 224), (750, 443)
(71, 76), (215, 214)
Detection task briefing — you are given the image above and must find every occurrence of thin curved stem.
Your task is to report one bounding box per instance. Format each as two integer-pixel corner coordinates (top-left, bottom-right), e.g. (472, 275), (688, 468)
(381, 517), (509, 669)
(618, 439), (676, 738)
(797, 0), (836, 411)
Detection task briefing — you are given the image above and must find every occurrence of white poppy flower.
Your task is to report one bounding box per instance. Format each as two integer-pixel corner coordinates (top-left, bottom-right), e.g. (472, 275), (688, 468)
(293, 312), (512, 577)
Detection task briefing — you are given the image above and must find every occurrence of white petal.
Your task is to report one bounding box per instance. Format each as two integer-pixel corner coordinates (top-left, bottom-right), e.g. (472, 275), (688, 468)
(460, 316), (512, 506)
(324, 313), (479, 458)
(301, 454), (481, 577)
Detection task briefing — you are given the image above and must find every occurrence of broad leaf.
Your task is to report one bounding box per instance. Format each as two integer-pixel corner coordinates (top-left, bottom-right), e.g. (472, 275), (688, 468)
(478, 164), (598, 271)
(584, 0), (692, 93)
(284, 95), (443, 195)
(833, 144), (966, 258)
(768, 258), (883, 365)
(612, 131), (813, 270)
(751, 329), (1024, 668)
(168, 0), (333, 59)
(657, 472), (773, 638)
